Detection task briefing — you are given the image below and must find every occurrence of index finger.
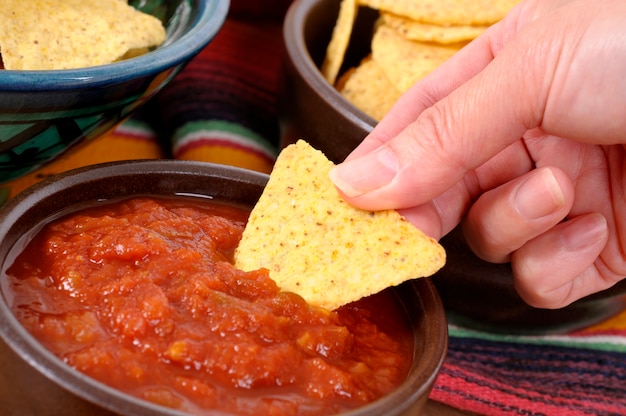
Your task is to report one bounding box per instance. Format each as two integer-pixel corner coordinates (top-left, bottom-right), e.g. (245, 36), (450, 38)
(345, 3), (524, 161)
(331, 2), (560, 210)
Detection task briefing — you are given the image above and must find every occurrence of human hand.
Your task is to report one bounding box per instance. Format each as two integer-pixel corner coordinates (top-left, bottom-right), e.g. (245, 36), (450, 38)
(329, 0), (626, 309)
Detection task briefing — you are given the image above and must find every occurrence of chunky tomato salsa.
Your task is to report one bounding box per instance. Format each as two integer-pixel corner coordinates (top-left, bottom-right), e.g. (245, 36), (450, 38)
(5, 197), (413, 415)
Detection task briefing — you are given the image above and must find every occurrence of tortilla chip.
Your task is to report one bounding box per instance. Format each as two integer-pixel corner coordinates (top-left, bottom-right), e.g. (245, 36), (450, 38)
(321, 0), (358, 85)
(372, 24), (462, 92)
(0, 0), (166, 70)
(235, 140), (446, 310)
(338, 56), (401, 121)
(358, 0), (521, 26)
(381, 12), (487, 44)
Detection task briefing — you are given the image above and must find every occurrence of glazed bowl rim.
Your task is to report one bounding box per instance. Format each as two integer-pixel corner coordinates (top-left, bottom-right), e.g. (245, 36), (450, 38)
(0, 0), (229, 90)
(0, 160), (447, 415)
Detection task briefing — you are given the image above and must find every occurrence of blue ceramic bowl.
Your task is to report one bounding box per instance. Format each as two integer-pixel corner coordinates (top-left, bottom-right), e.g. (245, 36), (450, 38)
(0, 0), (229, 183)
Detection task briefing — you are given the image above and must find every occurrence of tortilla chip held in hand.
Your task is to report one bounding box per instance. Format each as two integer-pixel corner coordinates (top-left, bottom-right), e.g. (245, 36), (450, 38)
(235, 140), (446, 310)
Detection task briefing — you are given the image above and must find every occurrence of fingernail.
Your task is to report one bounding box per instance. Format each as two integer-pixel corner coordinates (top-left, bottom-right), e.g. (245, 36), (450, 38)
(329, 147), (398, 197)
(514, 168), (565, 220)
(561, 213), (608, 251)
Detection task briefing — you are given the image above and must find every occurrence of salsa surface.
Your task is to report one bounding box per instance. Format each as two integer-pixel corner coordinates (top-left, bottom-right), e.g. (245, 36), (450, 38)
(5, 197), (413, 415)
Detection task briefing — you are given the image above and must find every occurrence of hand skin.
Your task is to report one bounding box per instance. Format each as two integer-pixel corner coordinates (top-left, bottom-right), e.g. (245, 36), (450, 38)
(329, 0), (626, 309)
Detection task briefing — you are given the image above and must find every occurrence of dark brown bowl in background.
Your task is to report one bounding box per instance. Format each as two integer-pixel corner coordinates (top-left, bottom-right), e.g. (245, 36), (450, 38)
(279, 0), (626, 334)
(0, 160), (447, 415)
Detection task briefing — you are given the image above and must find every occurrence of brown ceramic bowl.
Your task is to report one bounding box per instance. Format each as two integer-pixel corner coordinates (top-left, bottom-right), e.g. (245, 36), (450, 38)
(0, 160), (447, 415)
(279, 0), (626, 334)
(278, 0), (378, 163)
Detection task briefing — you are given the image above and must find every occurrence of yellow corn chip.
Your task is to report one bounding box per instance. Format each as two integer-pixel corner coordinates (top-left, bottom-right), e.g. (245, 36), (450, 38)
(320, 0), (358, 85)
(381, 12), (487, 44)
(0, 0), (166, 70)
(235, 140), (446, 310)
(372, 24), (462, 93)
(338, 56), (401, 121)
(329, 0), (520, 120)
(358, 0), (521, 26)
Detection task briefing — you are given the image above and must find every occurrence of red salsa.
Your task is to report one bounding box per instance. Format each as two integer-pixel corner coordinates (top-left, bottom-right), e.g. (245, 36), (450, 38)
(5, 197), (413, 415)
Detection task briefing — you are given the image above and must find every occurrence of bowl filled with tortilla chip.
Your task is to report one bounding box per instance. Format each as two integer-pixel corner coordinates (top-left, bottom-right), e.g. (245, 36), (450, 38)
(0, 142), (447, 415)
(0, 0), (228, 184)
(279, 0), (626, 334)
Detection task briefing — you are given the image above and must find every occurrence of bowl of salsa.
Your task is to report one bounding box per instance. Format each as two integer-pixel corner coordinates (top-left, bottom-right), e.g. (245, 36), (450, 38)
(0, 160), (447, 415)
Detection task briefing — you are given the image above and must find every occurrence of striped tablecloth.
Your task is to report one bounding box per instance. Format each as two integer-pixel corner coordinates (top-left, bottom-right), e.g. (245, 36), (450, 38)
(2, 7), (625, 416)
(432, 315), (626, 415)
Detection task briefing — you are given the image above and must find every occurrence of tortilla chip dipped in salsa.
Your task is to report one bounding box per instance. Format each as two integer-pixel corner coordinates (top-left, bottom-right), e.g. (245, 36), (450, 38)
(235, 140), (446, 311)
(0, 0), (166, 70)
